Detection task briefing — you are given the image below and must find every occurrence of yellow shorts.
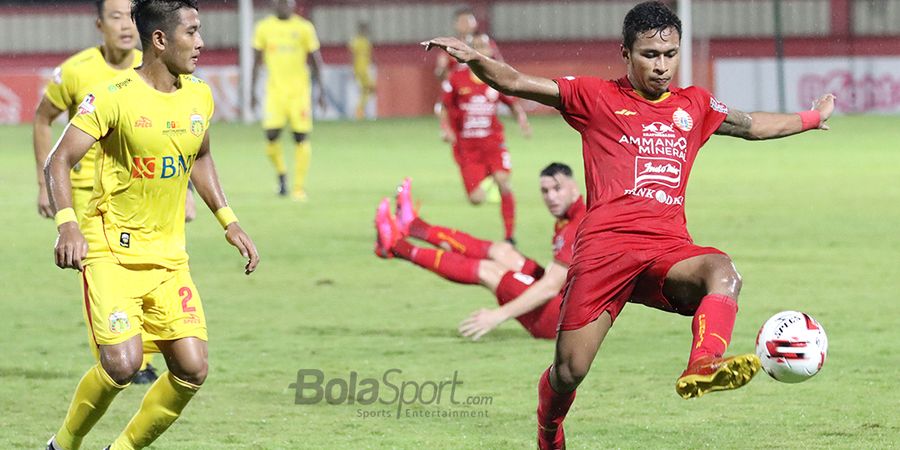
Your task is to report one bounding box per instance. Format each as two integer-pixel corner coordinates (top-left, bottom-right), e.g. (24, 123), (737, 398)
(263, 90), (312, 133)
(81, 263), (207, 357)
(72, 186), (93, 226)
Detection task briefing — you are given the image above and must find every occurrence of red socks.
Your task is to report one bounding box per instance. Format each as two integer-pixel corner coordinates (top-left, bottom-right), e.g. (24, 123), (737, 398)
(501, 191), (515, 240)
(392, 240), (481, 284)
(689, 294), (738, 363)
(407, 217), (492, 259)
(536, 366), (575, 449)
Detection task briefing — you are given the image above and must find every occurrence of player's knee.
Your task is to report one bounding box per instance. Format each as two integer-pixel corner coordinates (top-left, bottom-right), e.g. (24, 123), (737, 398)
(468, 190), (485, 205)
(710, 265), (743, 298)
(292, 132), (307, 143)
(265, 129), (281, 141)
(171, 359), (208, 386)
(100, 352), (143, 385)
(554, 359), (589, 391)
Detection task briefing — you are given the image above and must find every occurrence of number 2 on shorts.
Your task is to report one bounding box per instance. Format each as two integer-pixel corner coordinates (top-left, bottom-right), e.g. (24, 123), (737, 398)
(179, 286), (196, 313)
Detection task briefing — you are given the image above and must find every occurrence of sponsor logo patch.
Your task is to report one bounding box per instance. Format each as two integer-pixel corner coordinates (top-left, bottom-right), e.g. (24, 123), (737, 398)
(77, 94), (95, 115)
(710, 96), (729, 114)
(134, 116), (152, 128)
(634, 156), (682, 189)
(641, 121), (676, 138)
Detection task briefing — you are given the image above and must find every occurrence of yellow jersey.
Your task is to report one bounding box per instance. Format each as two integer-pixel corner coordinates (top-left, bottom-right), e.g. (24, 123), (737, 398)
(69, 69), (214, 269)
(44, 46), (142, 188)
(348, 34), (371, 74)
(253, 14), (320, 95)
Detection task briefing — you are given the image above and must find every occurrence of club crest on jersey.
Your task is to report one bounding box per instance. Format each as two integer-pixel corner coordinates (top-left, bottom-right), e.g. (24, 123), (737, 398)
(634, 156), (682, 189)
(672, 108), (693, 131)
(77, 94), (96, 115)
(108, 311), (131, 334)
(119, 232), (131, 248)
(190, 114), (204, 137)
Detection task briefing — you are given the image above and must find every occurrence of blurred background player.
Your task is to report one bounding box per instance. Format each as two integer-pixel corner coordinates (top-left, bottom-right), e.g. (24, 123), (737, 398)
(441, 33), (530, 243)
(424, 1), (835, 447)
(434, 6), (478, 81)
(31, 0), (165, 385)
(348, 21), (375, 120)
(374, 164), (583, 340)
(44, 0), (259, 448)
(252, 0), (326, 200)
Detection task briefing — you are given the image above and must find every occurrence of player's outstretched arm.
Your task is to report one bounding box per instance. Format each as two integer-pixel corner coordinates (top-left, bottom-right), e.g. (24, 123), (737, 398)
(250, 49), (263, 111)
(33, 96), (65, 218)
(458, 261), (568, 341)
(190, 132), (260, 275)
(715, 93), (835, 140)
(509, 100), (532, 139)
(423, 37), (561, 108)
(44, 124), (95, 271)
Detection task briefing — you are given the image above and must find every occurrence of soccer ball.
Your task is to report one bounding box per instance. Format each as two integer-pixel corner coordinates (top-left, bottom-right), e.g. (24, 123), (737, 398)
(755, 311), (828, 383)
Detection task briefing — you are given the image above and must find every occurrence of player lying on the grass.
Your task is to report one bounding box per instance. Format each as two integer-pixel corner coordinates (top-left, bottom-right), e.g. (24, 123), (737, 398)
(44, 0), (259, 449)
(374, 164), (584, 340)
(441, 33), (531, 243)
(424, 1), (834, 448)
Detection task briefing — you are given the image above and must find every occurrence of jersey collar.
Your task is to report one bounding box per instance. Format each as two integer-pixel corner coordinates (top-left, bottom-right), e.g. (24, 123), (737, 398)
(617, 76), (672, 104)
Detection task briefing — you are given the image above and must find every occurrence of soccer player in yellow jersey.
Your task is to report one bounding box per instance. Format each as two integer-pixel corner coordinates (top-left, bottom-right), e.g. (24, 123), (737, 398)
(348, 21), (374, 120)
(32, 0), (184, 384)
(43, 0), (259, 449)
(251, 0), (326, 200)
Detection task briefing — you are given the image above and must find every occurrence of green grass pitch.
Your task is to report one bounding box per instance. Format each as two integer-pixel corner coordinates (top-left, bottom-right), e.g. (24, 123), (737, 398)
(1, 115), (898, 448)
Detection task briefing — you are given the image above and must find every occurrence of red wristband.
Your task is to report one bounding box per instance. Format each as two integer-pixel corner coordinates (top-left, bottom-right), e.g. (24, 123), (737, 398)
(798, 110), (821, 131)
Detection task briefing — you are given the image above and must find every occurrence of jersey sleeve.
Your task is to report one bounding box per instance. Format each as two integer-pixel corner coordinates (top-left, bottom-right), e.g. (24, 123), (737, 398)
(69, 91), (116, 140)
(554, 76), (603, 133)
(303, 22), (321, 53)
(552, 223), (578, 266)
(44, 65), (72, 111)
(252, 22), (266, 51)
(693, 87), (729, 141)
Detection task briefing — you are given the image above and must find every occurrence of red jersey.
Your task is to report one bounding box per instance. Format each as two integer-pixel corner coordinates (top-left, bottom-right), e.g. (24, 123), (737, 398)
(443, 68), (516, 140)
(552, 196), (586, 266)
(554, 76), (728, 263)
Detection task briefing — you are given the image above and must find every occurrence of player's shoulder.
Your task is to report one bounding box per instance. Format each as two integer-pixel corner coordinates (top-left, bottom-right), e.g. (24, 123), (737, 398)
(179, 74), (212, 94)
(292, 14), (314, 27)
(675, 85), (729, 113)
(60, 46), (103, 69)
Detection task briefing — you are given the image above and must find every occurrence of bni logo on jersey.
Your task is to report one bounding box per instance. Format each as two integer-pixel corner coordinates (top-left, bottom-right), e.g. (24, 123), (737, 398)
(634, 156), (682, 189)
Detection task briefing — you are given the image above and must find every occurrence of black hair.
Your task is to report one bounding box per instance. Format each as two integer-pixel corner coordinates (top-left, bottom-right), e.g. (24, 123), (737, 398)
(622, 1), (681, 50)
(95, 0), (105, 18)
(132, 0), (199, 47)
(540, 162), (573, 178)
(454, 6), (474, 18)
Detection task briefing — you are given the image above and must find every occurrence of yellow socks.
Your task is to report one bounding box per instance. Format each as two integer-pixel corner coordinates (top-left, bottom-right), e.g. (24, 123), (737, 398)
(56, 364), (128, 450)
(110, 371), (200, 450)
(293, 141), (312, 197)
(265, 140), (287, 175)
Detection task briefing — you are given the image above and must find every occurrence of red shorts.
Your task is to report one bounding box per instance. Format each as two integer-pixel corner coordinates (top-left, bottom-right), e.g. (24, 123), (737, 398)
(557, 243), (725, 332)
(454, 138), (511, 194)
(495, 271), (561, 339)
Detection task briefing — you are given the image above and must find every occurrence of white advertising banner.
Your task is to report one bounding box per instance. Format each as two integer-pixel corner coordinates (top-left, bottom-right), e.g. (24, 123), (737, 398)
(714, 57), (900, 114)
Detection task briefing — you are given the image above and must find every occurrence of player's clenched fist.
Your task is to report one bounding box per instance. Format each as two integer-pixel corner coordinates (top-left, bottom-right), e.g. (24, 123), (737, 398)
(225, 222), (260, 275)
(54, 222), (88, 271)
(422, 37), (479, 63)
(812, 93), (836, 130)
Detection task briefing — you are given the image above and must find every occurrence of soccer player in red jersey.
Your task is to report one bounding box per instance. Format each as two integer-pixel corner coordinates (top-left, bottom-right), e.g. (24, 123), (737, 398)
(441, 34), (531, 242)
(374, 164), (583, 340)
(424, 1), (835, 447)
